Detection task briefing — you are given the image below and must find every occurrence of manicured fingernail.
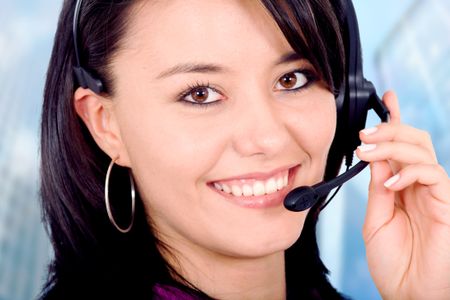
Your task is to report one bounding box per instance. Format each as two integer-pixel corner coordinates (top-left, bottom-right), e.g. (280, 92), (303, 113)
(361, 127), (378, 135)
(358, 144), (377, 152)
(384, 174), (400, 188)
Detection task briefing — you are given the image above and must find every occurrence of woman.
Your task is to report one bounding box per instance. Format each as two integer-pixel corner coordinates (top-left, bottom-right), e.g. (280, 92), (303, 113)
(40, 0), (450, 299)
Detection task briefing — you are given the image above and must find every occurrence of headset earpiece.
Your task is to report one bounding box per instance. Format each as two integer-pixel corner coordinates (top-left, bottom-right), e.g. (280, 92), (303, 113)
(73, 66), (104, 95)
(339, 0), (389, 167)
(72, 0), (105, 94)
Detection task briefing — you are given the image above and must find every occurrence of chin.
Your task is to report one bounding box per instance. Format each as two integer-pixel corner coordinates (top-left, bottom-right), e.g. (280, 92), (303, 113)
(217, 211), (307, 258)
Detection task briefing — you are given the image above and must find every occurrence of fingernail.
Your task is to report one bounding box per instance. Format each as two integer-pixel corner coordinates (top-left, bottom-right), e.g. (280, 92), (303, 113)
(384, 174), (400, 188)
(358, 144), (377, 152)
(361, 127), (378, 135)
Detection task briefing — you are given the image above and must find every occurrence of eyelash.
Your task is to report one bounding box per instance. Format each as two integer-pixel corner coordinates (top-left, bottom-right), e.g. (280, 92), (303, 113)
(176, 68), (319, 108)
(176, 80), (222, 109)
(277, 68), (319, 93)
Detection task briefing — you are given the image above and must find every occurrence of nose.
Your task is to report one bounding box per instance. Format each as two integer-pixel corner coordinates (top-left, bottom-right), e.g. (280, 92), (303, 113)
(231, 92), (290, 159)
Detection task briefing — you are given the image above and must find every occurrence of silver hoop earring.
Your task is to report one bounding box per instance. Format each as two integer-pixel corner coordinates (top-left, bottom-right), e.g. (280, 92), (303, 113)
(105, 158), (135, 233)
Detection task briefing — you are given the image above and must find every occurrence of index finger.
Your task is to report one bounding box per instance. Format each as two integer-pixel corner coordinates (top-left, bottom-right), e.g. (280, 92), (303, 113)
(382, 90), (401, 125)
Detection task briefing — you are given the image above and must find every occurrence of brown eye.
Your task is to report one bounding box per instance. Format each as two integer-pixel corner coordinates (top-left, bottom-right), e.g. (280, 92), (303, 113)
(191, 87), (209, 103)
(182, 86), (224, 105)
(275, 71), (309, 91)
(279, 73), (298, 89)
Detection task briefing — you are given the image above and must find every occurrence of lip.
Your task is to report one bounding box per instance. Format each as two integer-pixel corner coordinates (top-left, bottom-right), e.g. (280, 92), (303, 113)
(211, 164), (299, 182)
(208, 164), (300, 209)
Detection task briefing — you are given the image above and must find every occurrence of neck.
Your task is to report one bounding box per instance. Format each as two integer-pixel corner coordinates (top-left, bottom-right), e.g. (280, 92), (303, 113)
(162, 240), (286, 299)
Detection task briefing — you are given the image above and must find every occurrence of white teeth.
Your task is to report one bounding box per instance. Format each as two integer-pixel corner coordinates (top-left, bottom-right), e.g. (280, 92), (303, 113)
(213, 170), (291, 197)
(222, 184), (231, 193)
(231, 185), (242, 197)
(242, 184), (253, 196)
(214, 182), (222, 191)
(276, 177), (284, 190)
(253, 181), (265, 196)
(265, 178), (277, 194)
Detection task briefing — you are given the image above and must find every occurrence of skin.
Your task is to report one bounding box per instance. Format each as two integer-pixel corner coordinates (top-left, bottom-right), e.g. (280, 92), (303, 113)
(73, 1), (450, 299)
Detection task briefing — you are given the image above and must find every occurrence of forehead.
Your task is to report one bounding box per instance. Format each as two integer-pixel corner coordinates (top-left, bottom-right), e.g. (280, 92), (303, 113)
(118, 0), (294, 70)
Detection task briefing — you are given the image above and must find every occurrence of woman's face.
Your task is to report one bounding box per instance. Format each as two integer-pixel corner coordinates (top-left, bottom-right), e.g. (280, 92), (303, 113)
(110, 0), (336, 258)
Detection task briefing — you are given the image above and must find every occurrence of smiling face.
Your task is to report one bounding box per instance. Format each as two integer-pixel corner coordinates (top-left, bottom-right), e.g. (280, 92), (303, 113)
(108, 0), (336, 259)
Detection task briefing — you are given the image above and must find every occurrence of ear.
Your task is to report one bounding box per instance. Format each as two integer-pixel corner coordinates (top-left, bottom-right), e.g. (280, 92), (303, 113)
(73, 87), (131, 167)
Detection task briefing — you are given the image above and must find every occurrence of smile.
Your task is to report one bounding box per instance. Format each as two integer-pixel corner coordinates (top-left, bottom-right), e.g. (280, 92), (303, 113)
(213, 171), (289, 197)
(209, 165), (300, 208)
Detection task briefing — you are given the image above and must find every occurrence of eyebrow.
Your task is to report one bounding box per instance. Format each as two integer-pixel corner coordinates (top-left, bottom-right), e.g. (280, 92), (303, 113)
(275, 51), (305, 65)
(156, 63), (226, 79)
(155, 51), (305, 79)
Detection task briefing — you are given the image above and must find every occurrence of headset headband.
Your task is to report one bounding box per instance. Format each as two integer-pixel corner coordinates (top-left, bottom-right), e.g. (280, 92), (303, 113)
(72, 0), (104, 94)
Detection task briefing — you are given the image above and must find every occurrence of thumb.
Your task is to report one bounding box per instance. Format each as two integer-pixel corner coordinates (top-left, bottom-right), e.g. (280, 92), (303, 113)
(363, 161), (396, 243)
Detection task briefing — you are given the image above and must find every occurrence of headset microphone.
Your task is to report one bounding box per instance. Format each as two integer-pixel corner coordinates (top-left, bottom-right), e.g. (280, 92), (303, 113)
(284, 161), (368, 211)
(284, 0), (390, 212)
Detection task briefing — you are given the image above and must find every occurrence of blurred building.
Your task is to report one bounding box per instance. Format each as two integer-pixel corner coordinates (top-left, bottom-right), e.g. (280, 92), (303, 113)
(0, 1), (58, 299)
(376, 0), (450, 170)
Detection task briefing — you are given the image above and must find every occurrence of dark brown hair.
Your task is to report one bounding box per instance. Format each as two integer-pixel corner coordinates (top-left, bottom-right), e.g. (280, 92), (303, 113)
(40, 0), (348, 298)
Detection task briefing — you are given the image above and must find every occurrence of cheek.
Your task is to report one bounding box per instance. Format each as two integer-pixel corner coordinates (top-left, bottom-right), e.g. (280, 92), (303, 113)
(114, 99), (229, 226)
(313, 100), (336, 158)
(283, 89), (337, 184)
(117, 103), (225, 194)
(286, 90), (337, 156)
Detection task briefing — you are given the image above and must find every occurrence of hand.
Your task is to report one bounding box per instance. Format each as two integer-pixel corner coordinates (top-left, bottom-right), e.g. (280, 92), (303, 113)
(356, 91), (450, 300)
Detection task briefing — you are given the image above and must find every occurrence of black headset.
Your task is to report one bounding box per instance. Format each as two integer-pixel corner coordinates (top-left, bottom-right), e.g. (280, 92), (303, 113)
(72, 0), (104, 94)
(72, 0), (390, 212)
(284, 0), (389, 211)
